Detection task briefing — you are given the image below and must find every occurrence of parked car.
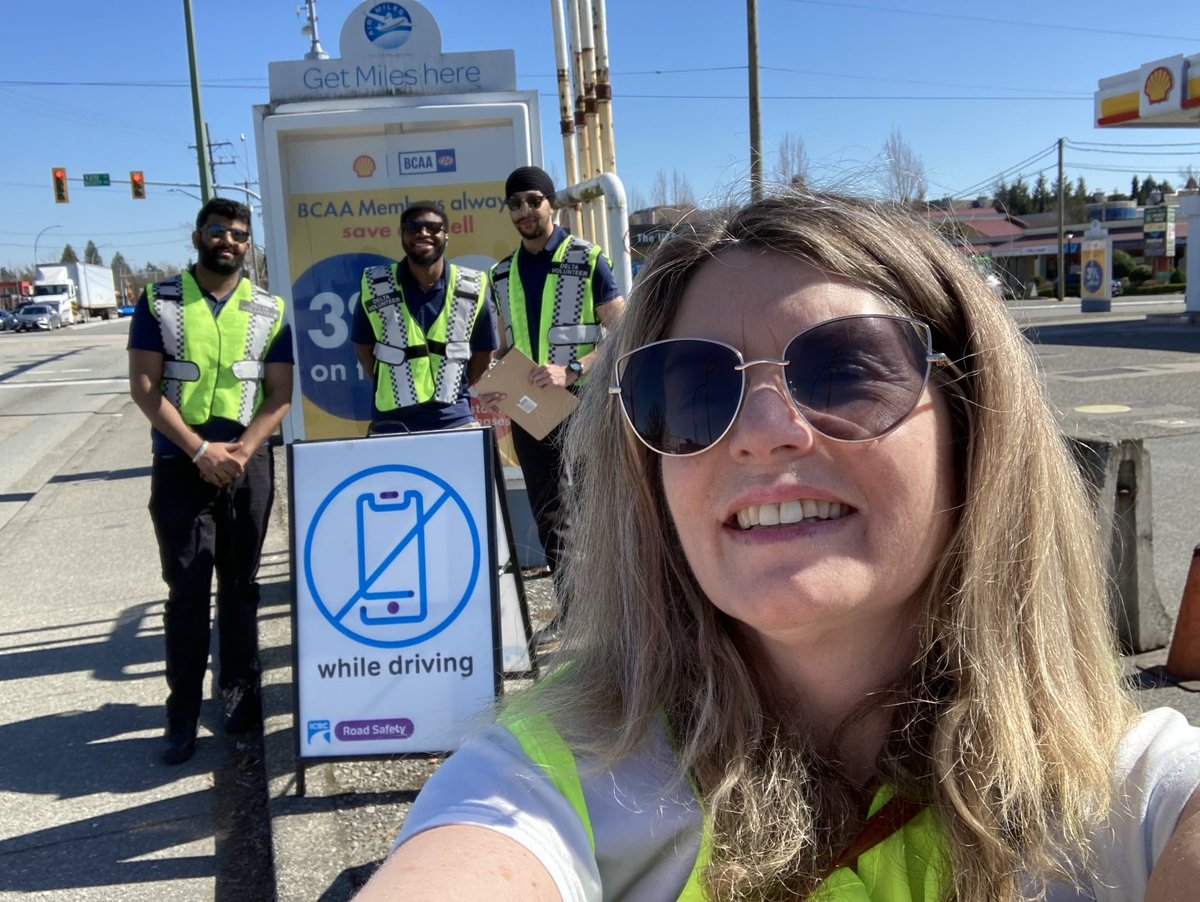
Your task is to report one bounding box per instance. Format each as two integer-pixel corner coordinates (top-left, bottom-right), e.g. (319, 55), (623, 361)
(14, 304), (62, 331)
(0, 309), (15, 331)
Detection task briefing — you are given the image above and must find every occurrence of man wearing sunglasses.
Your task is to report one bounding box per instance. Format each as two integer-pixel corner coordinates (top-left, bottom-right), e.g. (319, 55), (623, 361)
(484, 166), (625, 648)
(352, 201), (496, 435)
(128, 197), (293, 765)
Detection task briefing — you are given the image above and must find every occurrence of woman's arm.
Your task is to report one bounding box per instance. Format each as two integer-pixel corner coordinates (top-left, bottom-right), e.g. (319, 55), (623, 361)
(354, 825), (562, 902)
(1146, 788), (1200, 900)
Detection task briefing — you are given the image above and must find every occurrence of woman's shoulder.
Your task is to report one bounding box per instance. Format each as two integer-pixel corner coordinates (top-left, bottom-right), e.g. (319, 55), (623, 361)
(397, 716), (702, 901)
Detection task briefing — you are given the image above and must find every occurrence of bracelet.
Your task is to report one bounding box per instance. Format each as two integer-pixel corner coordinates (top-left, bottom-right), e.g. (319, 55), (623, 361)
(191, 441), (210, 464)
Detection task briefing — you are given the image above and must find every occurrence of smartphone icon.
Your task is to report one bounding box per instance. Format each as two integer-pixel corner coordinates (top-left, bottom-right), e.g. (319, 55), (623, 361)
(355, 489), (429, 625)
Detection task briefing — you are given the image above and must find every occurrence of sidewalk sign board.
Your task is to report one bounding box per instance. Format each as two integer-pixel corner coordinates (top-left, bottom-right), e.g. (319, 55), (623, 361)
(288, 427), (533, 792)
(1080, 220), (1113, 313)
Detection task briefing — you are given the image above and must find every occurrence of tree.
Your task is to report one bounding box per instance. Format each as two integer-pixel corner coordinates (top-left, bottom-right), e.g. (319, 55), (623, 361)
(773, 132), (809, 189)
(1131, 175), (1141, 200)
(1032, 173), (1052, 214)
(650, 168), (696, 207)
(84, 240), (103, 265)
(60, 243), (78, 264)
(880, 128), (926, 204)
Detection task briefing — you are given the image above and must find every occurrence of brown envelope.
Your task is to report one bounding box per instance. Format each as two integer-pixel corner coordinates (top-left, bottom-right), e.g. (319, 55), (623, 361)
(472, 347), (580, 441)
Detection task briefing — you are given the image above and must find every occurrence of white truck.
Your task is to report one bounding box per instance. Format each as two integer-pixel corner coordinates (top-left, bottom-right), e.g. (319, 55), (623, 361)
(32, 263), (119, 324)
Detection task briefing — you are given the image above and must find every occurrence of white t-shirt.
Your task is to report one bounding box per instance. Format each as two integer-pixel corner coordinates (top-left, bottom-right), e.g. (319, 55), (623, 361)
(395, 708), (1200, 901)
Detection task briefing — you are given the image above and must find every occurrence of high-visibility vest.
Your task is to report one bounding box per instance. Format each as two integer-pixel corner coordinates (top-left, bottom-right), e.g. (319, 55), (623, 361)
(505, 714), (947, 902)
(148, 273), (285, 427)
(360, 263), (486, 411)
(490, 235), (606, 369)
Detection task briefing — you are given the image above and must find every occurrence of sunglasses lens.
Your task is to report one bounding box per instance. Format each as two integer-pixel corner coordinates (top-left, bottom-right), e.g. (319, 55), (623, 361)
(618, 340), (743, 455)
(783, 316), (930, 441)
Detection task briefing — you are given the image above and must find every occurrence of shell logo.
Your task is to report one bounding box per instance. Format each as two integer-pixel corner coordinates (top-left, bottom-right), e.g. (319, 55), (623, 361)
(353, 155), (377, 178)
(1144, 67), (1174, 105)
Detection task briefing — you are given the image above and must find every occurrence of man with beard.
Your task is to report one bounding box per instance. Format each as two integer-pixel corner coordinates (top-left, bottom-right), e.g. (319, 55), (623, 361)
(128, 197), (293, 765)
(352, 200), (496, 434)
(481, 166), (625, 649)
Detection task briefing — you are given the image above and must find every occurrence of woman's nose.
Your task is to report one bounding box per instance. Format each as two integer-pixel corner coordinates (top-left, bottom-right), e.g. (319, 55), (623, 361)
(725, 363), (817, 460)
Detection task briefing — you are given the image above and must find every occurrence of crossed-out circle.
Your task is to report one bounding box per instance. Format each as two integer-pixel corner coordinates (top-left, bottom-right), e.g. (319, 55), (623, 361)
(304, 463), (481, 648)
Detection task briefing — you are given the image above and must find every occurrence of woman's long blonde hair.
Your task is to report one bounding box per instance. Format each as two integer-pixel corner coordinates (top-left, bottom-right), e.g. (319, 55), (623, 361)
(526, 190), (1136, 900)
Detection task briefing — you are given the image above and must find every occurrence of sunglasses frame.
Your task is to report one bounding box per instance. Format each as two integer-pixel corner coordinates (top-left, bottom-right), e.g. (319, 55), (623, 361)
(201, 224), (251, 244)
(609, 313), (951, 457)
(402, 220), (447, 236)
(506, 193), (547, 212)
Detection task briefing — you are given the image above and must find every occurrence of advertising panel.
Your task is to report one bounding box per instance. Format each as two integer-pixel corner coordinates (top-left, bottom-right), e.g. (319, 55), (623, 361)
(1143, 205), (1177, 257)
(291, 429), (501, 758)
(256, 0), (540, 452)
(1080, 233), (1113, 313)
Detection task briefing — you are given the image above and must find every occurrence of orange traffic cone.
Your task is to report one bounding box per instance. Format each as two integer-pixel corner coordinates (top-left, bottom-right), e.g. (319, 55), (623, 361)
(1166, 545), (1200, 681)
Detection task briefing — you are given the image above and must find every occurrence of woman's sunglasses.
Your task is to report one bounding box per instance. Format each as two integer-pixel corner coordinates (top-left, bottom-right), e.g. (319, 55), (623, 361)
(609, 314), (950, 457)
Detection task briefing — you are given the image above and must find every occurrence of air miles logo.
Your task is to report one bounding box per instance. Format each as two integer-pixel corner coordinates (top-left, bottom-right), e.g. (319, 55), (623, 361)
(398, 149), (457, 175)
(364, 2), (413, 50)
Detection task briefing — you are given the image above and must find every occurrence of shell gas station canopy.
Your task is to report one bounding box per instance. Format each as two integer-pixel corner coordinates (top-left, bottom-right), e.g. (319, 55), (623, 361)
(1094, 53), (1200, 317)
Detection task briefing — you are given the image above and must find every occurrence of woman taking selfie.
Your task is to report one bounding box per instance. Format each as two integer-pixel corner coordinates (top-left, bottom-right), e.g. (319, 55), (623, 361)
(358, 191), (1200, 901)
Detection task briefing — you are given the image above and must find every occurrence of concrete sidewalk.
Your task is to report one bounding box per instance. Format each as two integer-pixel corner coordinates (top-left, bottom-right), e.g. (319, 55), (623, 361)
(0, 399), (282, 900)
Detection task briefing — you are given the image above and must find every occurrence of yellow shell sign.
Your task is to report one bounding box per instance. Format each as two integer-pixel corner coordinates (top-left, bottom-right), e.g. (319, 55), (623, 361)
(1144, 66), (1174, 105)
(352, 154), (377, 178)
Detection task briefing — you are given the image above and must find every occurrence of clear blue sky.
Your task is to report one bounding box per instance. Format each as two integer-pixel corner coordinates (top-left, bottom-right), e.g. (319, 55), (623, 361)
(3, 0), (1199, 274)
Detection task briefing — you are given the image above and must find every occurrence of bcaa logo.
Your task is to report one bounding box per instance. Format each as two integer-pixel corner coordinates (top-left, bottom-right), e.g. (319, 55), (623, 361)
(1144, 66), (1174, 105)
(398, 148), (457, 175)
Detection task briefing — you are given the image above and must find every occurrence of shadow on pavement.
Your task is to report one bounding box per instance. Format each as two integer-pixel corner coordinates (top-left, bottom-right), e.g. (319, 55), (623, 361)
(1025, 319), (1200, 354)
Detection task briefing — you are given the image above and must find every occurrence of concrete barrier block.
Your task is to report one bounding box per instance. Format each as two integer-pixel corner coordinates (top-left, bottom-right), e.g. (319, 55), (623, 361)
(1070, 437), (1172, 652)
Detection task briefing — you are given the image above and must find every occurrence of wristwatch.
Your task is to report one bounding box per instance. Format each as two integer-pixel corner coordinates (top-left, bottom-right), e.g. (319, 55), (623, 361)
(567, 360), (584, 383)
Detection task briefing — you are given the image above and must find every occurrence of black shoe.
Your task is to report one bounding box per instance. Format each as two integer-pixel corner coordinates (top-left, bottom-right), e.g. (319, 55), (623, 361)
(223, 684), (262, 735)
(162, 720), (197, 765)
(532, 619), (563, 655)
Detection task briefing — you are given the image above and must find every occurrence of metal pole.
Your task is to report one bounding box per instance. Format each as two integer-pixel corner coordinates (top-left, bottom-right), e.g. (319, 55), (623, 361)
(33, 224), (61, 269)
(592, 0), (617, 175)
(550, 0), (582, 236)
(1057, 137), (1065, 302)
(567, 0), (595, 240)
(183, 0), (214, 202)
(577, 0), (608, 251)
(303, 0), (330, 60)
(747, 0), (763, 201)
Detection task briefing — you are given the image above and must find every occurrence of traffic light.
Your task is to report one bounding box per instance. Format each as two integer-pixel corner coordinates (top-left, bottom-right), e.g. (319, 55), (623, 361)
(52, 167), (69, 204)
(130, 170), (146, 200)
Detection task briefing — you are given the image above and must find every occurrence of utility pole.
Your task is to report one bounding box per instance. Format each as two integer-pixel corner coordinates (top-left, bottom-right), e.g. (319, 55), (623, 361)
(746, 0), (763, 201)
(183, 0), (214, 201)
(1057, 137), (1065, 302)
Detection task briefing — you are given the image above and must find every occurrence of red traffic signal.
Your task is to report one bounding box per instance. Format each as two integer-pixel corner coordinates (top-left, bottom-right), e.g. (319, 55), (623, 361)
(130, 170), (146, 200)
(52, 168), (69, 204)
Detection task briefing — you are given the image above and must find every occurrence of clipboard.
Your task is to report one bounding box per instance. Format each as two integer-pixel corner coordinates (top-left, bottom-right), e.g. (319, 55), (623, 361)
(473, 347), (580, 440)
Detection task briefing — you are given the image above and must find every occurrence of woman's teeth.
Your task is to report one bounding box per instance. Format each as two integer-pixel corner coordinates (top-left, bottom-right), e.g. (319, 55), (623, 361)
(735, 500), (849, 530)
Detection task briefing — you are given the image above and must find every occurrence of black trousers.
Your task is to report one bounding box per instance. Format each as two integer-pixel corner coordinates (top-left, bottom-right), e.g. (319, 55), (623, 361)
(148, 447), (273, 725)
(510, 420), (568, 583)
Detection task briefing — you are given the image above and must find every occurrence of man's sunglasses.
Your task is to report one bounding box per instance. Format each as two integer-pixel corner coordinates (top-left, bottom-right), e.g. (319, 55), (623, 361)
(610, 314), (950, 457)
(506, 193), (546, 211)
(402, 221), (447, 235)
(201, 224), (251, 243)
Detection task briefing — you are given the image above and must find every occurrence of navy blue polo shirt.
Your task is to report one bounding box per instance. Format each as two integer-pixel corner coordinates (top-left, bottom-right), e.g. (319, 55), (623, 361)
(351, 260), (498, 433)
(127, 269), (294, 456)
(510, 227), (621, 362)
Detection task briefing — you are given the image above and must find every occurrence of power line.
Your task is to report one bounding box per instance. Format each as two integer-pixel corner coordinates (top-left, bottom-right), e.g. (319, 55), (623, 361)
(781, 0), (1200, 42)
(1068, 138), (1200, 149)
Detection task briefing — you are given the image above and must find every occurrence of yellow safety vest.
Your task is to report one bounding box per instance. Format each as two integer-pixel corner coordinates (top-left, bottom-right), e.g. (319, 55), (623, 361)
(490, 235), (605, 369)
(148, 273), (284, 427)
(360, 263), (486, 411)
(505, 714), (947, 902)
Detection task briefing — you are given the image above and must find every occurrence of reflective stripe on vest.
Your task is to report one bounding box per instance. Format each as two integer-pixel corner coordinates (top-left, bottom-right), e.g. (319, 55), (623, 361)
(504, 715), (946, 902)
(148, 274), (284, 427)
(361, 263), (485, 410)
(490, 236), (603, 368)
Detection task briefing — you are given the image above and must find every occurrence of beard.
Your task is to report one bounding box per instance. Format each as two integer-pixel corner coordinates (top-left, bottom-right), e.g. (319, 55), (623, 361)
(197, 241), (245, 276)
(404, 241), (445, 268)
